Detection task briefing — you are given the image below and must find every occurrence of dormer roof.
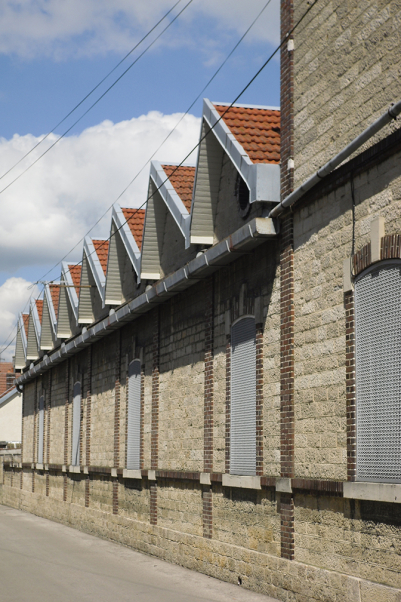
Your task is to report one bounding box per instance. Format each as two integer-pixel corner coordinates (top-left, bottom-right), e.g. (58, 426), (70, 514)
(68, 264), (81, 296)
(121, 208), (146, 251)
(213, 104), (280, 164)
(93, 239), (109, 275)
(49, 284), (60, 320)
(161, 165), (196, 212)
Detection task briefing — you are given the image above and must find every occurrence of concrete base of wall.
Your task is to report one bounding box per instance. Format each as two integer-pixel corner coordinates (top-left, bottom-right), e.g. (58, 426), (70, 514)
(1, 484), (400, 602)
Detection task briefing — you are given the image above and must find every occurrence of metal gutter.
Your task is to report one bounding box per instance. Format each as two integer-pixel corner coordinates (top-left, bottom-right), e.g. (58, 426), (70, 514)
(270, 100), (401, 218)
(16, 217), (277, 386)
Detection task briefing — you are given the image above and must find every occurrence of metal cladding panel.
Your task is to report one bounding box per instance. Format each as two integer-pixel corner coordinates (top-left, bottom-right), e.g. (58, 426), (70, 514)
(126, 360), (141, 470)
(355, 262), (401, 482)
(230, 317), (256, 476)
(105, 222), (124, 305)
(191, 121), (224, 243)
(26, 310), (39, 360)
(141, 182), (166, 280)
(78, 256), (95, 324)
(15, 327), (26, 369)
(72, 382), (81, 466)
(57, 286), (73, 339)
(40, 296), (54, 350)
(38, 395), (45, 464)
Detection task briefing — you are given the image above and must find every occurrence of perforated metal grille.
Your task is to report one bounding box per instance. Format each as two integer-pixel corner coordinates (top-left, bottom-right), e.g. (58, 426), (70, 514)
(355, 262), (401, 482)
(37, 395), (44, 464)
(230, 316), (256, 476)
(127, 360), (141, 470)
(72, 382), (81, 466)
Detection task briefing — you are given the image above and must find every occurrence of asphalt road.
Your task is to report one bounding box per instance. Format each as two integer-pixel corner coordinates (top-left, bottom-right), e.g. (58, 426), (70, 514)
(0, 505), (279, 602)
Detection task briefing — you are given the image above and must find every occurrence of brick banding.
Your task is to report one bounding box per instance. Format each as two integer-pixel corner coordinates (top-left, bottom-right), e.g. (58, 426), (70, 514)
(85, 347), (92, 508)
(150, 483), (157, 525)
(353, 242), (371, 276)
(63, 360), (70, 502)
(204, 276), (214, 473)
(381, 233), (401, 260)
(202, 486), (213, 539)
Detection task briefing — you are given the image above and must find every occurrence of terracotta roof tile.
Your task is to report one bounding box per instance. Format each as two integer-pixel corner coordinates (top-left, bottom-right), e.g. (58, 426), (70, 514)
(35, 299), (43, 324)
(68, 264), (82, 295)
(213, 104), (280, 164)
(22, 314), (29, 338)
(161, 165), (195, 212)
(49, 284), (60, 319)
(92, 240), (109, 275)
(121, 208), (145, 250)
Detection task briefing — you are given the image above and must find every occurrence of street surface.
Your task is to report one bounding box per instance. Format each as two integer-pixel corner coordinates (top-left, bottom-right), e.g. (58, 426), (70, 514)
(0, 504), (280, 602)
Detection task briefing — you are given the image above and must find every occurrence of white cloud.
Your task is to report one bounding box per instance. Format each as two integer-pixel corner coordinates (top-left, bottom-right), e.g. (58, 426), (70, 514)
(0, 0), (279, 59)
(0, 278), (39, 361)
(0, 111), (201, 272)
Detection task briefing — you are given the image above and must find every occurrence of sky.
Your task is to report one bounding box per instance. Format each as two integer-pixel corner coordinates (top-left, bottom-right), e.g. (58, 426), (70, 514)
(0, 0), (280, 360)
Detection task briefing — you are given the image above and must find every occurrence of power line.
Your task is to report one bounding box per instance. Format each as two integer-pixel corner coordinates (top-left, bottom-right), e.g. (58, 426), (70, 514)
(56, 0), (318, 282)
(34, 0), (277, 286)
(0, 0), (195, 197)
(3, 0), (318, 357)
(0, 1), (184, 183)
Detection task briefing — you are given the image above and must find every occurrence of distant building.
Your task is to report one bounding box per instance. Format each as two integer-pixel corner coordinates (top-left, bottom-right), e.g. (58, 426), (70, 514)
(0, 361), (15, 396)
(0, 387), (22, 446)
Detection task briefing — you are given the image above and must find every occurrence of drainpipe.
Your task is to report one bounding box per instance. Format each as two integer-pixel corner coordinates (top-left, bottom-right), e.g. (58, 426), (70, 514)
(270, 100), (401, 219)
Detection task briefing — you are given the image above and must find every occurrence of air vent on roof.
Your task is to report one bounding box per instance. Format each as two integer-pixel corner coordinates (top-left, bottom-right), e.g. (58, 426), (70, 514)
(236, 173), (250, 219)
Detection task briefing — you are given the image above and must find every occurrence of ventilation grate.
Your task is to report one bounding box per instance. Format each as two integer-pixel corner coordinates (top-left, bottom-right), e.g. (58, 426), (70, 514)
(355, 262), (401, 482)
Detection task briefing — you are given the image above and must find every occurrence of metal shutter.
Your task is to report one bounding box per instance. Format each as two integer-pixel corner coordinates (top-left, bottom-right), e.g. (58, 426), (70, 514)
(355, 261), (401, 482)
(37, 395), (44, 464)
(72, 382), (81, 466)
(127, 360), (141, 470)
(230, 316), (256, 476)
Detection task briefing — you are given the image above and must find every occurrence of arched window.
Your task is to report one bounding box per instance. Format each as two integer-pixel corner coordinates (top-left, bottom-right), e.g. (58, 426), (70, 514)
(72, 381), (81, 466)
(127, 360), (141, 470)
(355, 260), (401, 482)
(230, 316), (256, 476)
(37, 394), (44, 464)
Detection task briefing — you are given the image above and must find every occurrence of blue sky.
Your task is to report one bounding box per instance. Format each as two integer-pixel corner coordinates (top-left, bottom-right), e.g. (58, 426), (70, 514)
(0, 0), (280, 357)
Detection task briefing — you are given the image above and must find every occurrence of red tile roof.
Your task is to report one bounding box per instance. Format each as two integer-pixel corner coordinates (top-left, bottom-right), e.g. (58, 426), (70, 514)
(22, 314), (29, 338)
(161, 165), (195, 212)
(35, 299), (43, 324)
(92, 240), (109, 275)
(49, 284), (60, 319)
(68, 264), (82, 295)
(213, 104), (280, 164)
(121, 208), (146, 250)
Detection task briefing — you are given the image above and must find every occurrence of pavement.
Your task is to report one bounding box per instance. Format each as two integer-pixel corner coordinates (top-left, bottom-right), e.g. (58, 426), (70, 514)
(0, 504), (280, 602)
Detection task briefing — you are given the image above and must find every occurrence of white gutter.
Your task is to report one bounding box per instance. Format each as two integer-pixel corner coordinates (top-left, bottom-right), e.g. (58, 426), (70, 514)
(270, 100), (401, 218)
(16, 217), (277, 386)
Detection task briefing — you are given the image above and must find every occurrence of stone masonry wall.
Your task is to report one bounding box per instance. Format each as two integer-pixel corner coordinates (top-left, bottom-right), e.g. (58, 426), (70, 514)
(293, 0), (401, 187)
(293, 145), (401, 482)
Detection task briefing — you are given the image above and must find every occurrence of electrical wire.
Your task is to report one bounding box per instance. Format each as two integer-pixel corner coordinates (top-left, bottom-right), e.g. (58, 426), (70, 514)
(0, 0), (195, 197)
(34, 0), (278, 286)
(0, 1), (184, 183)
(2, 0), (319, 357)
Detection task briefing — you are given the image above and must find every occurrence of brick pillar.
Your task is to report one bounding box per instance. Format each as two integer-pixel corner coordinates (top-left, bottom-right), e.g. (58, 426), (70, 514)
(345, 290), (356, 481)
(45, 371), (52, 497)
(150, 309), (160, 525)
(202, 486), (213, 539)
(256, 324), (264, 476)
(32, 380), (38, 493)
(85, 347), (92, 507)
(20, 390), (24, 490)
(63, 360), (70, 502)
(224, 332), (231, 474)
(280, 0), (295, 561)
(113, 332), (121, 515)
(204, 276), (214, 473)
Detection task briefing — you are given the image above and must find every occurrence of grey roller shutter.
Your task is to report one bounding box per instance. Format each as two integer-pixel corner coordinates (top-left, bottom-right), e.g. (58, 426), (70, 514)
(355, 261), (401, 482)
(230, 316), (256, 476)
(72, 382), (81, 466)
(127, 360), (141, 470)
(37, 395), (44, 464)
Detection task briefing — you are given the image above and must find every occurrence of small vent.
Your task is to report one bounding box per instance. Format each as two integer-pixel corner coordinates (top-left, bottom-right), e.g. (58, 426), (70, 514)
(230, 316), (256, 476)
(355, 262), (401, 482)
(236, 174), (250, 219)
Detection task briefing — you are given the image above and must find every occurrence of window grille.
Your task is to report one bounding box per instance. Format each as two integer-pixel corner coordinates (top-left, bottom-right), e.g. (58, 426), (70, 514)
(127, 360), (141, 470)
(230, 316), (256, 476)
(37, 394), (44, 464)
(72, 382), (81, 466)
(355, 261), (401, 482)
